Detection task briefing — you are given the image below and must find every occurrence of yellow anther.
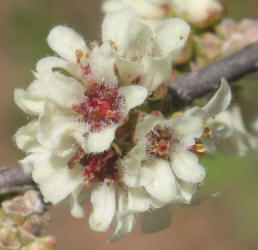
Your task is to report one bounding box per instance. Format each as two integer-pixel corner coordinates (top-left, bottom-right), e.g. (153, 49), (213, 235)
(76, 49), (83, 58)
(203, 126), (212, 138)
(109, 40), (118, 50)
(195, 143), (206, 154)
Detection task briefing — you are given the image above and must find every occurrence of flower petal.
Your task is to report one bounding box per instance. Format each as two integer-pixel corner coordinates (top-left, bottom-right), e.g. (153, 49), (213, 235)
(155, 18), (190, 59)
(116, 58), (143, 85)
(89, 183), (116, 232)
(84, 126), (117, 153)
(170, 149), (206, 183)
(172, 116), (203, 146)
(119, 85), (148, 115)
(89, 43), (118, 86)
(141, 56), (172, 93)
(126, 21), (153, 58)
(102, 8), (135, 55)
(121, 141), (152, 187)
(109, 214), (135, 242)
(178, 180), (198, 203)
(40, 71), (85, 108)
(47, 26), (88, 63)
(14, 87), (45, 115)
(32, 153), (83, 204)
(35, 56), (77, 79)
(69, 185), (85, 218)
(202, 79), (231, 118)
(144, 159), (177, 203)
(15, 120), (42, 153)
(128, 188), (149, 213)
(38, 102), (88, 151)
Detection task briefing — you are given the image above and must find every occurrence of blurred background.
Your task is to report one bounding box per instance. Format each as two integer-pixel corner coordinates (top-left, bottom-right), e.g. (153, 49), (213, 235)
(0, 0), (257, 249)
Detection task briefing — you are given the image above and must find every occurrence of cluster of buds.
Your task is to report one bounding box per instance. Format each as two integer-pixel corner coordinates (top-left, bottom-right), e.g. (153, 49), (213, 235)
(13, 1), (257, 242)
(0, 190), (56, 249)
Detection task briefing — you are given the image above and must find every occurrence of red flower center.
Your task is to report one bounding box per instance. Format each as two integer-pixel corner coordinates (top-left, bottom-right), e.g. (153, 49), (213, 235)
(68, 149), (119, 186)
(147, 126), (178, 158)
(73, 84), (125, 131)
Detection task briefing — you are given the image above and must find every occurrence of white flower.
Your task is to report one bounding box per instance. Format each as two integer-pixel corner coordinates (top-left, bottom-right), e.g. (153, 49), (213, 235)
(170, 0), (225, 28)
(15, 22), (149, 155)
(102, 0), (225, 29)
(121, 80), (231, 206)
(183, 79), (256, 156)
(204, 105), (257, 156)
(101, 8), (190, 93)
(103, 0), (170, 18)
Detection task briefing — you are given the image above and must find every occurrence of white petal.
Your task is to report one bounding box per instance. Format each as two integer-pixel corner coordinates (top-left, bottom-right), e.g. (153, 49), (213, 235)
(69, 185), (85, 218)
(173, 116), (203, 146)
(15, 120), (42, 153)
(121, 141), (152, 187)
(102, 8), (135, 55)
(126, 21), (153, 58)
(102, 0), (125, 13)
(85, 126), (117, 153)
(155, 18), (190, 59)
(47, 25), (88, 63)
(128, 188), (149, 213)
(141, 56), (172, 93)
(20, 153), (41, 173)
(116, 58), (143, 85)
(171, 149), (206, 183)
(140, 205), (172, 233)
(144, 159), (177, 203)
(40, 71), (85, 108)
(32, 153), (83, 204)
(35, 56), (77, 79)
(109, 214), (135, 242)
(89, 43), (118, 86)
(119, 85), (148, 115)
(124, 167), (152, 188)
(89, 183), (116, 232)
(38, 102), (88, 150)
(202, 79), (231, 118)
(178, 181), (198, 203)
(14, 88), (45, 115)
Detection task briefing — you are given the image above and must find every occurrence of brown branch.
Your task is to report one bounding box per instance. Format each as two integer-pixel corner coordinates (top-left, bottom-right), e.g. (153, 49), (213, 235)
(1, 42), (258, 195)
(0, 166), (36, 194)
(170, 41), (258, 108)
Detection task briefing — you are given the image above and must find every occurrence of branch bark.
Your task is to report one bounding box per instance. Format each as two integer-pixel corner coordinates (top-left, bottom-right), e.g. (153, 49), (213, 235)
(0, 166), (35, 194)
(170, 41), (258, 108)
(1, 42), (258, 194)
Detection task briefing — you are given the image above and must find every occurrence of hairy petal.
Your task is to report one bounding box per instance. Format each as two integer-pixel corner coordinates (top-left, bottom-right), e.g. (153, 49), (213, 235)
(170, 149), (206, 183)
(89, 184), (116, 232)
(144, 159), (177, 203)
(47, 25), (88, 63)
(155, 18), (190, 59)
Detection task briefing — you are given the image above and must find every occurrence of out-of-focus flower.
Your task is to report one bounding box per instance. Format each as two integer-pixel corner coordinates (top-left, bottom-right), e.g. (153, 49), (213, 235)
(102, 0), (171, 30)
(170, 0), (225, 28)
(102, 0), (225, 29)
(204, 105), (257, 156)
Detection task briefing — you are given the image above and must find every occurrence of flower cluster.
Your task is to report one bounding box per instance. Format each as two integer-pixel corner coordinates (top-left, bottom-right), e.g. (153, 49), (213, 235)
(102, 0), (226, 29)
(15, 4), (251, 242)
(14, 8), (195, 240)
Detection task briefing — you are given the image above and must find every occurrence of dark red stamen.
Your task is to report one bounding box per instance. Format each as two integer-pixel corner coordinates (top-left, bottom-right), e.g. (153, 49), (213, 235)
(68, 149), (119, 185)
(73, 84), (124, 131)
